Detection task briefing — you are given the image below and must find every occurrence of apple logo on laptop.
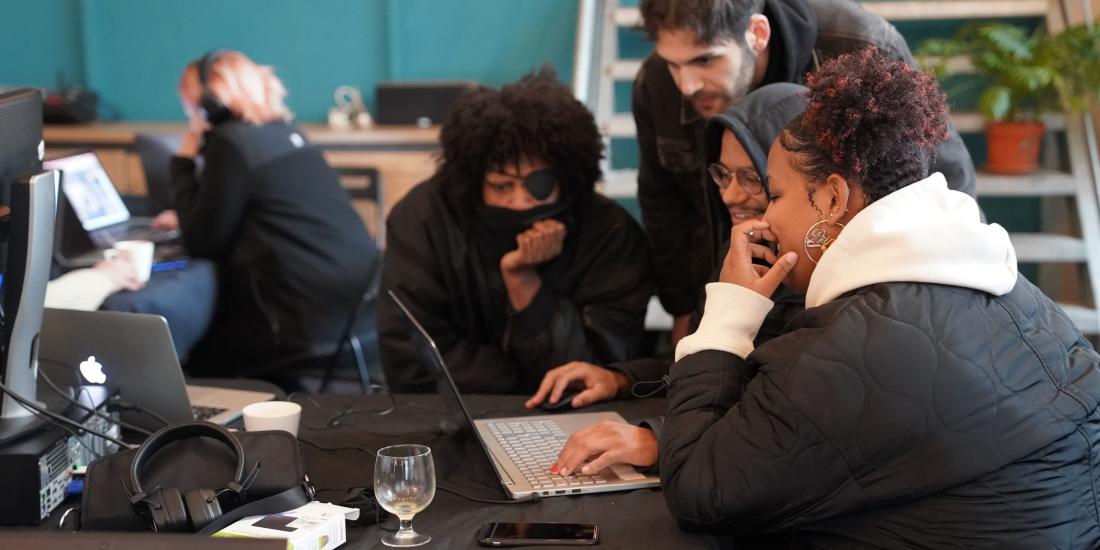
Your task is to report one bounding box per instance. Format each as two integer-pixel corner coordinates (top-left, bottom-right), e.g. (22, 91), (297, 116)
(79, 355), (107, 384)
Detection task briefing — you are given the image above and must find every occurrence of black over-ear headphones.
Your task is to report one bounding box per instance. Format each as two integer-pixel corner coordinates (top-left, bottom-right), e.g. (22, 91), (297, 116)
(128, 421), (249, 532)
(198, 49), (233, 125)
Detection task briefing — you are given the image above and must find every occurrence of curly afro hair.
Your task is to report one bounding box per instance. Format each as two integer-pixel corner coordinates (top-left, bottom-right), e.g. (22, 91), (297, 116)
(438, 67), (603, 207)
(779, 47), (950, 203)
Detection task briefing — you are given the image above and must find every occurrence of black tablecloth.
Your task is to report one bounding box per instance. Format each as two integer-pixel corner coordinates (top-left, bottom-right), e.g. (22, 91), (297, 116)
(294, 393), (727, 549)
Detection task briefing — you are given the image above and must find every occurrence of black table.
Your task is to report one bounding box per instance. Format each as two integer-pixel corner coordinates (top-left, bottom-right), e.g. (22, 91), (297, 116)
(293, 393), (727, 549)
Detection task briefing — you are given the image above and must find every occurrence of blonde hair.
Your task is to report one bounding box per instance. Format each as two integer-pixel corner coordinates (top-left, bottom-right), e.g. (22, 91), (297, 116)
(182, 50), (293, 124)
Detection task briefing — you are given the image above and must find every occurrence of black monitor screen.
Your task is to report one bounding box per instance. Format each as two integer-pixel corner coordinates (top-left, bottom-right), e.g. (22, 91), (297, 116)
(0, 89), (44, 197)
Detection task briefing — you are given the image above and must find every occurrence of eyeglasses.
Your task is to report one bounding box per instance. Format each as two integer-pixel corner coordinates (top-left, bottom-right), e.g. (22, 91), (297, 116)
(708, 163), (765, 195)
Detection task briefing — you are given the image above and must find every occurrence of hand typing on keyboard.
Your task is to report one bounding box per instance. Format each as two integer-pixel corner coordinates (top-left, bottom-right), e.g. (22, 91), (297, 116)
(490, 420), (610, 489)
(551, 421), (658, 477)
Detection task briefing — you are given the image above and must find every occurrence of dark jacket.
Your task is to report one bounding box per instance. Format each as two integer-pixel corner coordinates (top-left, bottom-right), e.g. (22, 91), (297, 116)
(663, 279), (1100, 548)
(379, 176), (652, 394)
(661, 176), (1099, 548)
(614, 84), (811, 388)
(634, 0), (977, 316)
(170, 120), (377, 374)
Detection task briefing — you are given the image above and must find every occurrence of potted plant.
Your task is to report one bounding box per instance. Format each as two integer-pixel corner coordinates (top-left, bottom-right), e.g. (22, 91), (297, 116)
(918, 22), (1100, 174)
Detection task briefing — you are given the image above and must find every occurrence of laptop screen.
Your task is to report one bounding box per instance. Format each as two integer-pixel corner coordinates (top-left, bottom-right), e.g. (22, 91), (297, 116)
(387, 290), (479, 434)
(43, 151), (130, 231)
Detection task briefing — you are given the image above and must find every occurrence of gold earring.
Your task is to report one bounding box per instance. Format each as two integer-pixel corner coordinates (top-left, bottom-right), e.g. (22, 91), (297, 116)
(803, 219), (845, 265)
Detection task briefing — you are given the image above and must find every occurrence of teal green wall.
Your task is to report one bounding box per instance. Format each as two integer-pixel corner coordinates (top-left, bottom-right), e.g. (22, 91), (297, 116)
(2, 0), (86, 86)
(387, 0), (576, 86)
(1, 0), (1041, 252)
(2, 0), (577, 122)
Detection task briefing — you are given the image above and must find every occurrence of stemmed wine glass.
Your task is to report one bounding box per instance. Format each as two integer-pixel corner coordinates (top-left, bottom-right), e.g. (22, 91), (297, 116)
(374, 444), (435, 547)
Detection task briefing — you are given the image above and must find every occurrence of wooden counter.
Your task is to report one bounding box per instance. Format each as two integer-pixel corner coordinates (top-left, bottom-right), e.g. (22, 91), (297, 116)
(44, 122), (441, 238)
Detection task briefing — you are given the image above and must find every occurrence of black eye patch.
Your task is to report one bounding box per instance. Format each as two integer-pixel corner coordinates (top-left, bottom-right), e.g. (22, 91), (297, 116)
(524, 169), (558, 201)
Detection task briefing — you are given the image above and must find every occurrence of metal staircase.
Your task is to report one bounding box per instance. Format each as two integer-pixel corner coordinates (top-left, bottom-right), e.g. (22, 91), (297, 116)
(573, 0), (1100, 335)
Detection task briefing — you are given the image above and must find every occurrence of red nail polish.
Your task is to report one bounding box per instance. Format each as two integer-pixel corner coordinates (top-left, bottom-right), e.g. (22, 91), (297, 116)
(550, 464), (559, 473)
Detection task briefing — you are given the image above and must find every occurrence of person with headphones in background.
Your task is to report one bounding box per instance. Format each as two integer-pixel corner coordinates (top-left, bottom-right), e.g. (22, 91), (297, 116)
(170, 50), (378, 381)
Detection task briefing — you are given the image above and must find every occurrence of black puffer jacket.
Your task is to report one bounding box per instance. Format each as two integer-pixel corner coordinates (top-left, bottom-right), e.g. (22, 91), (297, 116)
(662, 176), (1100, 548)
(634, 0), (977, 317)
(379, 176), (652, 394)
(665, 279), (1100, 548)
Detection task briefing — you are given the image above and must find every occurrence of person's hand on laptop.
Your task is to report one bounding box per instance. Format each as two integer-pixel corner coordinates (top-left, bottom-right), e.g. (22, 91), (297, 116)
(95, 258), (144, 292)
(525, 362), (629, 410)
(151, 209), (180, 231)
(551, 421), (657, 476)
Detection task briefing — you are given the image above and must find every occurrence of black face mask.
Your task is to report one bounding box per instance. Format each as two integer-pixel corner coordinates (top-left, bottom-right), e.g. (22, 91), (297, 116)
(473, 200), (571, 263)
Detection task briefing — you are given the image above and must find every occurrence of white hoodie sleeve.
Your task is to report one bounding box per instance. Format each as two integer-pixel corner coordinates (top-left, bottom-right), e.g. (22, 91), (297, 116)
(675, 282), (775, 361)
(44, 269), (117, 311)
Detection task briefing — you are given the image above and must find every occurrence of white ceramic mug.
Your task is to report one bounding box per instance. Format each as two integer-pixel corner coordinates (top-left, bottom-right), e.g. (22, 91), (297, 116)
(103, 240), (155, 283)
(242, 401), (302, 437)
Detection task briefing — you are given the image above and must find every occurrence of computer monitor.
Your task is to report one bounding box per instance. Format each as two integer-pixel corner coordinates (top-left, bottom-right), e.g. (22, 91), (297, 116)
(0, 89), (56, 442)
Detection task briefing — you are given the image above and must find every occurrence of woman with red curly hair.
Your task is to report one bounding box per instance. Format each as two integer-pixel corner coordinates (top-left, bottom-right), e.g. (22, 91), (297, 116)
(661, 47), (1100, 547)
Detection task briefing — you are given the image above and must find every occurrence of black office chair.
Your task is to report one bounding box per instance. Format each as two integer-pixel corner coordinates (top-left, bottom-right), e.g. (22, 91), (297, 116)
(258, 267), (384, 395)
(318, 265), (385, 393)
(132, 132), (183, 214)
(336, 165), (386, 250)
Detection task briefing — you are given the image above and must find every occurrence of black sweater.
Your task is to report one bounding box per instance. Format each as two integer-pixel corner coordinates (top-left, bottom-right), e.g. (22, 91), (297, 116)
(379, 176), (653, 394)
(170, 120), (377, 373)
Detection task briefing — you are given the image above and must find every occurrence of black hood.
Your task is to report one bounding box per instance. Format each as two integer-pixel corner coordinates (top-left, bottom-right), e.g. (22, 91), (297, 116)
(760, 0), (818, 86)
(703, 82), (809, 192)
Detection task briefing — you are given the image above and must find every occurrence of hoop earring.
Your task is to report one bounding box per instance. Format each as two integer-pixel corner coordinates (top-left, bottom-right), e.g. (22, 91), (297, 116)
(803, 219), (845, 265)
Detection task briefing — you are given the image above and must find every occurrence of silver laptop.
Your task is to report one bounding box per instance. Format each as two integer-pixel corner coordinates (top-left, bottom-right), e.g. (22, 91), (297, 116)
(38, 308), (275, 432)
(389, 290), (660, 499)
(43, 150), (181, 267)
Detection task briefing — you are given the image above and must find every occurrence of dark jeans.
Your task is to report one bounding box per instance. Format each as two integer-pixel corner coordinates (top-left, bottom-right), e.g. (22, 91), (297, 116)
(100, 259), (218, 359)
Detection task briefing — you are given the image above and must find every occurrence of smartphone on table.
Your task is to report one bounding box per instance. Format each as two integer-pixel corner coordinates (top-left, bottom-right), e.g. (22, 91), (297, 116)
(477, 521), (599, 546)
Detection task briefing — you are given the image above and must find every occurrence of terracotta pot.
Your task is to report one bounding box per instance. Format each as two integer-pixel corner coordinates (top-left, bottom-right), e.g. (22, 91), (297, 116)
(985, 121), (1045, 174)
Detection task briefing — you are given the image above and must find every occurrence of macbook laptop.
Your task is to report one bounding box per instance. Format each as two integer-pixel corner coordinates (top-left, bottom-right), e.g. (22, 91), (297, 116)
(389, 290), (660, 499)
(38, 308), (275, 433)
(43, 150), (182, 267)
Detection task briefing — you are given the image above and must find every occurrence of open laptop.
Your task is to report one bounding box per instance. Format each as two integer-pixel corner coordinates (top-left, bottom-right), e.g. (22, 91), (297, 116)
(43, 150), (182, 267)
(389, 290), (660, 499)
(38, 308), (275, 433)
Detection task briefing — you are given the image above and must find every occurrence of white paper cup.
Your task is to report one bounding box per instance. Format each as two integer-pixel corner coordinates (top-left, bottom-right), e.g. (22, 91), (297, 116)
(104, 240), (155, 283)
(242, 401), (302, 437)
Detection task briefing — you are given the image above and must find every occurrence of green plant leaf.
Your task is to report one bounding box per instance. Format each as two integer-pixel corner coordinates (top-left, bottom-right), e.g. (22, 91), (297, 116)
(980, 86), (1013, 121)
(918, 20), (1100, 117)
(977, 24), (1034, 60)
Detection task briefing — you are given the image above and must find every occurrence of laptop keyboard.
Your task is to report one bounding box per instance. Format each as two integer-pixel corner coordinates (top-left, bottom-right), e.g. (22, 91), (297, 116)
(124, 227), (179, 243)
(487, 419), (607, 490)
(105, 225), (179, 244)
(192, 405), (228, 422)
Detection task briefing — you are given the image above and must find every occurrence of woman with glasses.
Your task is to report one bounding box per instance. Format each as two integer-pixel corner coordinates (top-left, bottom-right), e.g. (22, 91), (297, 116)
(536, 84), (811, 476)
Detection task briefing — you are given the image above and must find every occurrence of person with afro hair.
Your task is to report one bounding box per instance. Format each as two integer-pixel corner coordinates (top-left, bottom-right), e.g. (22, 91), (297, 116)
(378, 69), (653, 394)
(636, 48), (1098, 546)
